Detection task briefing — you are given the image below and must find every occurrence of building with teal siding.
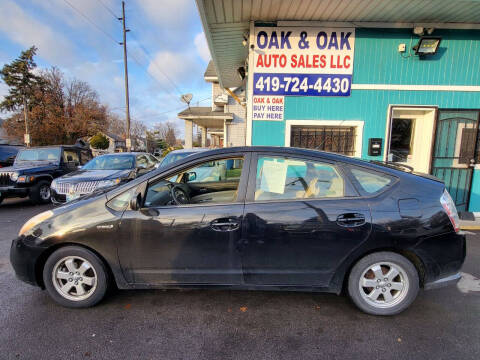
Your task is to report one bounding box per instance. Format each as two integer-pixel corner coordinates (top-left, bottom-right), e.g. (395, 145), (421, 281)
(195, 0), (480, 211)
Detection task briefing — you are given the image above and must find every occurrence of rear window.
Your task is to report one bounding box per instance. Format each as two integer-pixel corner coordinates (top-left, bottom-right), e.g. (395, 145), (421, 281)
(350, 167), (394, 195)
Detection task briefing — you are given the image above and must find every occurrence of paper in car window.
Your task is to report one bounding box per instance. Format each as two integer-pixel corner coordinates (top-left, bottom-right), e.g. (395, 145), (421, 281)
(260, 160), (288, 194)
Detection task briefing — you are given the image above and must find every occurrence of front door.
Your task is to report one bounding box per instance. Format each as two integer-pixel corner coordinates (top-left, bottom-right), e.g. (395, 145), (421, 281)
(241, 154), (372, 287)
(117, 155), (248, 285)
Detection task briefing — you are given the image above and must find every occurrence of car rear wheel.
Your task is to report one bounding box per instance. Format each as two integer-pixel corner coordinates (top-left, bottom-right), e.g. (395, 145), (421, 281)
(30, 180), (52, 204)
(348, 252), (419, 315)
(43, 246), (109, 308)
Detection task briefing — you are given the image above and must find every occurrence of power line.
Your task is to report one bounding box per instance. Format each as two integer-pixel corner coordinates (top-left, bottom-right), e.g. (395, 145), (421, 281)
(93, 1), (183, 98)
(129, 32), (183, 95)
(63, 0), (181, 104)
(131, 96), (211, 120)
(128, 52), (180, 102)
(97, 0), (119, 19)
(63, 0), (119, 44)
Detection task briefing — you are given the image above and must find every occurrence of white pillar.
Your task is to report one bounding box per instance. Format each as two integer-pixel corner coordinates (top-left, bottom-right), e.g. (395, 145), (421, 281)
(184, 120), (193, 149)
(223, 121), (229, 148)
(201, 126), (207, 147)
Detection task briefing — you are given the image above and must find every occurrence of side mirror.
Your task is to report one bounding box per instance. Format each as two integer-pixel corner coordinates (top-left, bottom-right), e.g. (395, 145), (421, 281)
(154, 163), (161, 169)
(129, 194), (140, 210)
(187, 172), (197, 182)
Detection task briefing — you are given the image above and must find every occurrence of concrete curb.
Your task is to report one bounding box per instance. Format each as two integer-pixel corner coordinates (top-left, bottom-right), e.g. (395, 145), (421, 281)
(460, 225), (480, 230)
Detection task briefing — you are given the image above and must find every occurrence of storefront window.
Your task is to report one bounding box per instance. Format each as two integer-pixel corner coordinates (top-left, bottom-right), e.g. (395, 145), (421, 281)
(290, 126), (355, 156)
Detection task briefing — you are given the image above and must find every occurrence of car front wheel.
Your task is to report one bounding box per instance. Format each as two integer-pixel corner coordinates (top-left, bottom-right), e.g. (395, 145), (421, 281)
(30, 180), (52, 204)
(43, 246), (109, 308)
(348, 252), (419, 315)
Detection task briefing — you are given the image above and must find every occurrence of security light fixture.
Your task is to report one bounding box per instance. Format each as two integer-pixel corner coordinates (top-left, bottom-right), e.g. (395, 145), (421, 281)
(413, 36), (441, 56)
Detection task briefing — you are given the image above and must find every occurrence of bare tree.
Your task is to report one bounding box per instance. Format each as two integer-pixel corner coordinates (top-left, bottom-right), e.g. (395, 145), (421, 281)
(154, 121), (179, 146)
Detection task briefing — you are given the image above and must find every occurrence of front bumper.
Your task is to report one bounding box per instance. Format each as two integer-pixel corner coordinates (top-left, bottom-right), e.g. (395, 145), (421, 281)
(0, 186), (29, 198)
(51, 189), (67, 204)
(10, 236), (47, 287)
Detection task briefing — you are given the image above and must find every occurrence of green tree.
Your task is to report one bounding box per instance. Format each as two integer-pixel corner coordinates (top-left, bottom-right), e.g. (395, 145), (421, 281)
(90, 133), (110, 149)
(0, 46), (43, 145)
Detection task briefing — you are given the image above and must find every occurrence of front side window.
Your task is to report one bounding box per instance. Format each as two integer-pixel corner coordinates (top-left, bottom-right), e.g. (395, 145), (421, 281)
(254, 156), (344, 201)
(63, 150), (80, 163)
(144, 157), (244, 207)
(136, 155), (148, 169)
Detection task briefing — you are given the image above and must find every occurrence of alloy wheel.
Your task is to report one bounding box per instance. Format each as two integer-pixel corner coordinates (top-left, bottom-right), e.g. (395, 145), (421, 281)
(52, 256), (97, 301)
(358, 261), (409, 309)
(40, 185), (51, 201)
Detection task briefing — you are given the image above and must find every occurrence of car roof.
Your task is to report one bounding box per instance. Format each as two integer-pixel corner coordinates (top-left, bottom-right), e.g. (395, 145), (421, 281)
(161, 146), (422, 178)
(98, 152), (142, 156)
(168, 148), (209, 154)
(19, 145), (86, 150)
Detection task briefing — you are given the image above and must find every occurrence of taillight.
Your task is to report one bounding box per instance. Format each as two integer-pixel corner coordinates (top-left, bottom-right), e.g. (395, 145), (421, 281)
(440, 189), (460, 232)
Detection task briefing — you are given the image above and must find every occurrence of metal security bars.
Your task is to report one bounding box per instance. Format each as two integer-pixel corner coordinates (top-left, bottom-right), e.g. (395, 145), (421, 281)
(290, 126), (356, 156)
(431, 110), (480, 211)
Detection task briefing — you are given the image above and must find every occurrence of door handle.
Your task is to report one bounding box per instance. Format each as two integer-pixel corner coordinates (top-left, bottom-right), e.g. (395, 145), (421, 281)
(211, 218), (240, 232)
(336, 213), (366, 227)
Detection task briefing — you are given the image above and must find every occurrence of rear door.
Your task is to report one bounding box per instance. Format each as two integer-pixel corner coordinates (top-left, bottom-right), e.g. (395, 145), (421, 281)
(241, 153), (372, 287)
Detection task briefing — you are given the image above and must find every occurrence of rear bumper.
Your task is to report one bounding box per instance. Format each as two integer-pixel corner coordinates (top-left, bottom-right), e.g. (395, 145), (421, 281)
(424, 272), (462, 290)
(414, 231), (466, 288)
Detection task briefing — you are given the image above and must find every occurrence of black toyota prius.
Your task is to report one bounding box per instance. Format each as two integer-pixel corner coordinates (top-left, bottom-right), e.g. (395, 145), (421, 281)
(10, 146), (466, 315)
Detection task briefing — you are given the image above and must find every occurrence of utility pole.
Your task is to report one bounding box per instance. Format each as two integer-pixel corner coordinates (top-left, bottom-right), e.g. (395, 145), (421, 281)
(119, 1), (131, 151)
(22, 95), (30, 147)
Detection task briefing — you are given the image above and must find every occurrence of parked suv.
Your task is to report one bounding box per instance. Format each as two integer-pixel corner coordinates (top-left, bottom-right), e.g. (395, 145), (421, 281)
(0, 144), (92, 205)
(0, 144), (23, 168)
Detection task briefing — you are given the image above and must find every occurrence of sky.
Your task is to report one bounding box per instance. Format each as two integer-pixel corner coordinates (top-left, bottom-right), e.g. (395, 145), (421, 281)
(0, 0), (212, 136)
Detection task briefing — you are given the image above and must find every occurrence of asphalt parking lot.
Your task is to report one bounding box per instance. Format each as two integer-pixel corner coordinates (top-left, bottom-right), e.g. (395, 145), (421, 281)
(0, 198), (479, 360)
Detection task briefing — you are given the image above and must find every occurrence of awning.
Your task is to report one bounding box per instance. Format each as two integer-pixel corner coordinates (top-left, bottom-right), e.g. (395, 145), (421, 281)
(178, 106), (233, 129)
(196, 0), (480, 88)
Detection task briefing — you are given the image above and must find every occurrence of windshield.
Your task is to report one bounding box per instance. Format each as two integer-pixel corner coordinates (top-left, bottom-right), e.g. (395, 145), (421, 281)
(15, 148), (61, 162)
(160, 152), (194, 167)
(82, 155), (135, 170)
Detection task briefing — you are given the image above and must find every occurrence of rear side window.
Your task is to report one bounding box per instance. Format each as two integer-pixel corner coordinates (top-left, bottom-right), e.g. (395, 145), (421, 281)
(350, 167), (393, 195)
(254, 156), (345, 201)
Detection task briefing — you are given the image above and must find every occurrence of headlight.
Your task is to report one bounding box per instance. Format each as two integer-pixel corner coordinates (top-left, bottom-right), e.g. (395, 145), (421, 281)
(51, 179), (57, 189)
(97, 178), (121, 188)
(10, 172), (19, 181)
(18, 210), (54, 236)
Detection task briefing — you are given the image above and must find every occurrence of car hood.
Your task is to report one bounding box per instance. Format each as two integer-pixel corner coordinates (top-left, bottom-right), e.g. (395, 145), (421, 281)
(56, 169), (133, 183)
(1, 161), (59, 173)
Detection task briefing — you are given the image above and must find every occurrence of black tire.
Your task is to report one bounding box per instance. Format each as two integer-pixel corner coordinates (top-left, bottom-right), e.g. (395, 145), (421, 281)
(348, 252), (419, 316)
(43, 246), (109, 308)
(29, 179), (52, 204)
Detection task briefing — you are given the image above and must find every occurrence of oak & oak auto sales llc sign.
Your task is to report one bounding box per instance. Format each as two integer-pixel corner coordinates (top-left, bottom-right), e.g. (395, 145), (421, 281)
(252, 27), (355, 121)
